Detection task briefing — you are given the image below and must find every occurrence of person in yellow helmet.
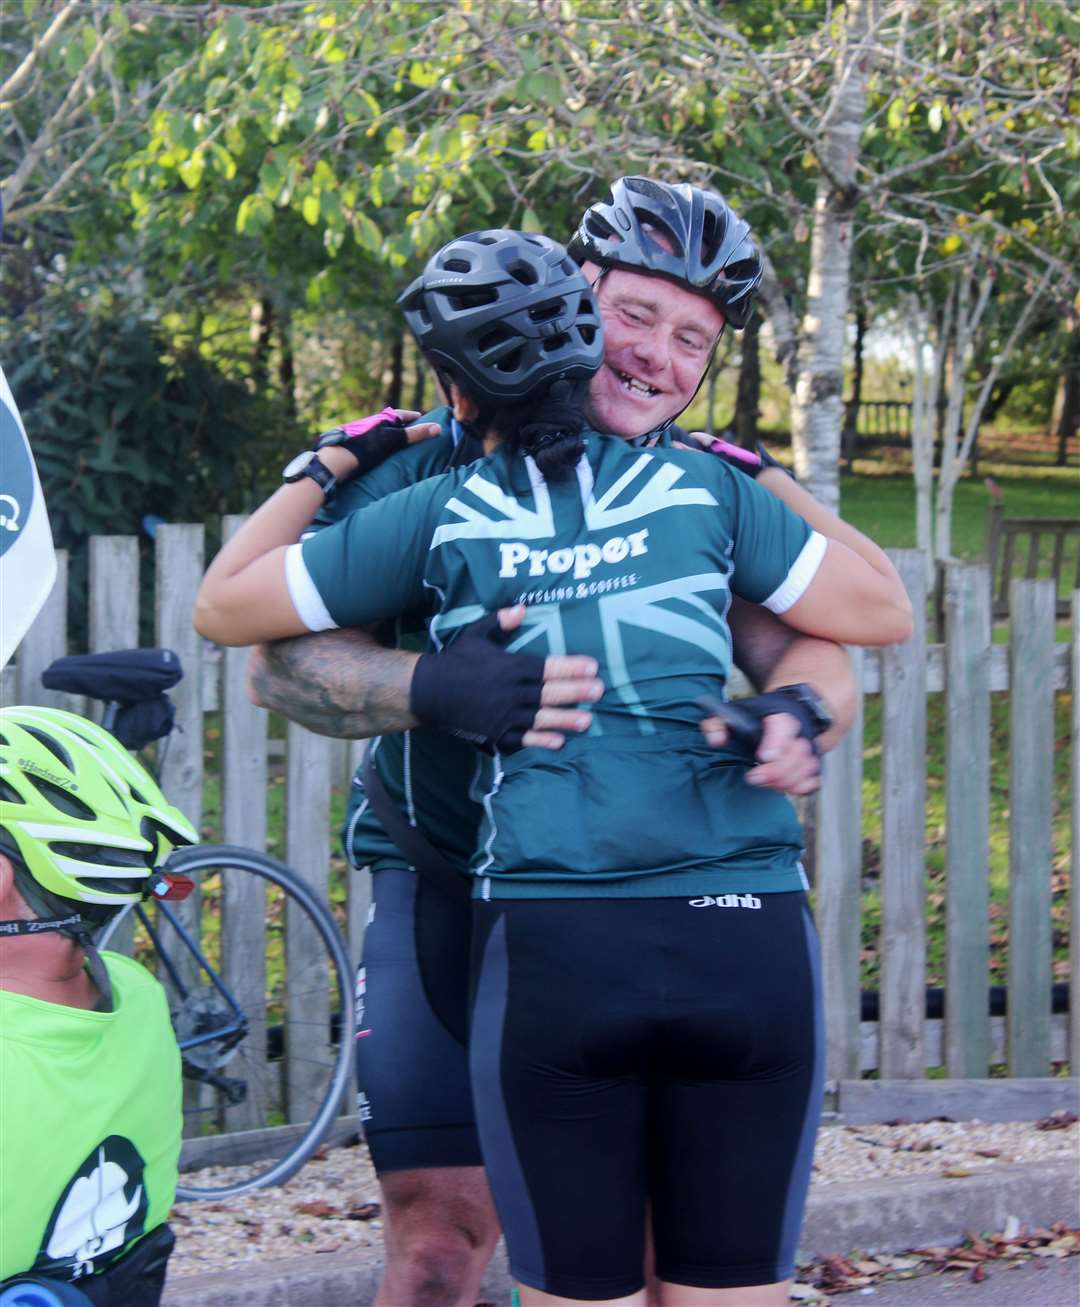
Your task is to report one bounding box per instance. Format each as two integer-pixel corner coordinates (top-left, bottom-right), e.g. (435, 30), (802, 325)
(0, 707), (195, 1306)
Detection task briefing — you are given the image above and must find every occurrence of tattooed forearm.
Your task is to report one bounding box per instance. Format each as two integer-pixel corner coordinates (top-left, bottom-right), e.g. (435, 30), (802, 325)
(247, 627), (421, 739)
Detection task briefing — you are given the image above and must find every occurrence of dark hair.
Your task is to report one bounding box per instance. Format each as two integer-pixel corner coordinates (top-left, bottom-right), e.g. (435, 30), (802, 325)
(482, 377), (588, 480)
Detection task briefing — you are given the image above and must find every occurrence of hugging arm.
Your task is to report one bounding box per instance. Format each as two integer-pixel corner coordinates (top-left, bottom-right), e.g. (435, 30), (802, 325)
(721, 598), (856, 794)
(248, 629), (420, 739)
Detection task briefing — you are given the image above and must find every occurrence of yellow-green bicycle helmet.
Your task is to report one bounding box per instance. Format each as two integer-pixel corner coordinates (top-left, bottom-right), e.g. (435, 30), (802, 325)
(0, 705), (196, 932)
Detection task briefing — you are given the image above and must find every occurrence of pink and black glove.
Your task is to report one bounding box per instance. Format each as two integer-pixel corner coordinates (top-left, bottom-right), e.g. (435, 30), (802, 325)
(705, 438), (795, 481)
(315, 408), (411, 476)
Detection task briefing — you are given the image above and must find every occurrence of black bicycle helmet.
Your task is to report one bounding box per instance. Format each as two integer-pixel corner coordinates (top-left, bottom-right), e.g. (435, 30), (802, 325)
(568, 177), (763, 330)
(398, 230), (604, 408)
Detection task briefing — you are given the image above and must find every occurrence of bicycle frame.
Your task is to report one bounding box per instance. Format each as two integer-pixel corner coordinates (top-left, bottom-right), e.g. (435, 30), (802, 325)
(110, 898), (248, 1056)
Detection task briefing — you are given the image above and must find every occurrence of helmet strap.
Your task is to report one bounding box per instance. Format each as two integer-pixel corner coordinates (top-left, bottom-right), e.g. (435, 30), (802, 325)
(0, 912), (85, 937)
(82, 941), (115, 1011)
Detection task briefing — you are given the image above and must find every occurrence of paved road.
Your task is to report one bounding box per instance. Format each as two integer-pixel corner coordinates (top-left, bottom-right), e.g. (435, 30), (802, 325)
(848, 1256), (1079, 1306)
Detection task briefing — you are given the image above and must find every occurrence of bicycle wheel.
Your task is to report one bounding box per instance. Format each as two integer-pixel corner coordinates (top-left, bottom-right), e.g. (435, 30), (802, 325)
(97, 843), (355, 1200)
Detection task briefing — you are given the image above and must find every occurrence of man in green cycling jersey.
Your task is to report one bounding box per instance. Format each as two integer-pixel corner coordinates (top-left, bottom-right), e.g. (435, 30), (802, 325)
(248, 178), (858, 1307)
(0, 707), (196, 1307)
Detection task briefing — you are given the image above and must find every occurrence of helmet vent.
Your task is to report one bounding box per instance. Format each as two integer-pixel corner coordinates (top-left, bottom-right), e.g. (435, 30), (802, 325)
(444, 287), (498, 312)
(494, 346), (524, 373)
(35, 779), (97, 821)
(23, 727), (72, 771)
(477, 325), (517, 353)
(506, 260), (538, 287)
(0, 732), (9, 747)
(0, 779), (24, 804)
(585, 213), (619, 242)
(700, 210), (721, 266)
(578, 325), (598, 345)
(638, 216), (682, 259)
(528, 298), (565, 323)
(443, 257), (472, 273)
(51, 841), (146, 868)
(541, 333), (571, 353)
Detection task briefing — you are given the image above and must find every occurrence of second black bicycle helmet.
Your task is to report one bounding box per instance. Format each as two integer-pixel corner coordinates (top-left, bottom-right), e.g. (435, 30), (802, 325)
(398, 229), (604, 408)
(568, 176), (763, 329)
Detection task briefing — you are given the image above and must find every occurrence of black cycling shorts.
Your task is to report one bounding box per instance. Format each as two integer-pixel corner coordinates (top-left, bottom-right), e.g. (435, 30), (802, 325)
(469, 892), (824, 1300)
(354, 867), (483, 1174)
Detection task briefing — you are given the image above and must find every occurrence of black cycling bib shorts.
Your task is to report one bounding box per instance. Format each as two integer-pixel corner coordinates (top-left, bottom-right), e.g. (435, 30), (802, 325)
(354, 867), (483, 1174)
(468, 891), (824, 1299)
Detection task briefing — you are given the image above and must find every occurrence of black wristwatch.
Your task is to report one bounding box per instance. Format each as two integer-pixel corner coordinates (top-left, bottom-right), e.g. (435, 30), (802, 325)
(282, 449), (337, 496)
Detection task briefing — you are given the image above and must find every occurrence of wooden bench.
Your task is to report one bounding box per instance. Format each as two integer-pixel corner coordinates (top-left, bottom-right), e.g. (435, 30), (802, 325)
(984, 480), (1080, 620)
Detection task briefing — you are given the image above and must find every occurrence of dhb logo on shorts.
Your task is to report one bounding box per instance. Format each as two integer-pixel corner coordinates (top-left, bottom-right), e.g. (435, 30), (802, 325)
(689, 893), (762, 909)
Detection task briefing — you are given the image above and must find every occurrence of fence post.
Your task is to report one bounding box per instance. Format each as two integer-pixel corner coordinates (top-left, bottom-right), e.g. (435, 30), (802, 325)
(155, 524), (204, 1013)
(1008, 578), (1056, 1075)
(880, 550), (927, 1078)
(284, 722), (333, 1122)
(14, 550), (69, 708)
(219, 515), (270, 1130)
(87, 535), (142, 953)
(817, 646), (864, 1081)
(1071, 592), (1080, 1076)
(943, 561), (992, 1077)
(89, 536), (139, 654)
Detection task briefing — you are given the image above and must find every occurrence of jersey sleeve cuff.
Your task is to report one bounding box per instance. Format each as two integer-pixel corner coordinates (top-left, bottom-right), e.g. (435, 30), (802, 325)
(284, 543), (339, 632)
(762, 530), (827, 614)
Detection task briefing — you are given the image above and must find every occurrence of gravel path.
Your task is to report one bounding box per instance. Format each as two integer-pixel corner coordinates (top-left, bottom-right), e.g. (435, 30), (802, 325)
(167, 1117), (1079, 1279)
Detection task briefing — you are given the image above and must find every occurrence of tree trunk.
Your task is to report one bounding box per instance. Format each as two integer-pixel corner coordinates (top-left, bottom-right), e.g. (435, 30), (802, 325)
(1054, 333), (1079, 466)
(757, 252), (798, 390)
(733, 311), (761, 447)
(789, 0), (876, 511)
(278, 308), (296, 419)
(843, 302), (867, 469)
(384, 331), (404, 409)
(250, 296), (274, 393)
(908, 300), (936, 588)
(412, 338), (428, 413)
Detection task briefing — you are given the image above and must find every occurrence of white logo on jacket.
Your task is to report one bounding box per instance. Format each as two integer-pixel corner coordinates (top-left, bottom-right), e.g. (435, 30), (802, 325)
(499, 529), (649, 581)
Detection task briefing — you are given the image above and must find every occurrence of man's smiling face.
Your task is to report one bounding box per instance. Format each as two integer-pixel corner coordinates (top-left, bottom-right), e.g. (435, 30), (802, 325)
(580, 261), (725, 440)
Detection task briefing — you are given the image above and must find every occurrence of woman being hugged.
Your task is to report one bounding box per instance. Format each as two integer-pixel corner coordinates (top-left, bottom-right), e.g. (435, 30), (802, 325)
(197, 226), (910, 1307)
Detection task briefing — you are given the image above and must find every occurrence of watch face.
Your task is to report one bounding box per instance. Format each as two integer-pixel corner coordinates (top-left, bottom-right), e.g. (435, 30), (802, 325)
(282, 450), (315, 480)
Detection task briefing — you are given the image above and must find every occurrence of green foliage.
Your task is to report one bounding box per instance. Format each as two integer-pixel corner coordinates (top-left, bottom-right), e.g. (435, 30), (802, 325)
(5, 298), (297, 543)
(2, 284), (302, 641)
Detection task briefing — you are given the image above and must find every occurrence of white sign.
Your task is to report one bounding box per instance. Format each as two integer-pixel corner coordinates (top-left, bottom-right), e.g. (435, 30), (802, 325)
(0, 363), (56, 668)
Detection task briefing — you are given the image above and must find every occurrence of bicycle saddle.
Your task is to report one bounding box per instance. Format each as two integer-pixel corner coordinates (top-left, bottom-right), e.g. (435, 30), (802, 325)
(42, 648), (183, 703)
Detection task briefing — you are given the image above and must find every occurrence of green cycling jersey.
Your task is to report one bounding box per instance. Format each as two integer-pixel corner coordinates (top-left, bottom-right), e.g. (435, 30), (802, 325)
(0, 952), (181, 1286)
(291, 432), (823, 898)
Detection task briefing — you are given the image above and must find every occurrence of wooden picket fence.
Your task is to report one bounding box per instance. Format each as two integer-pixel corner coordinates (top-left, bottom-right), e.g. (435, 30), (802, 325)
(8, 531), (1079, 1122)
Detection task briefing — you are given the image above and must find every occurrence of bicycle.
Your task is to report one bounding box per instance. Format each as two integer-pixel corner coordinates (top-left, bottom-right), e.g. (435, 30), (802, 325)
(40, 649), (356, 1201)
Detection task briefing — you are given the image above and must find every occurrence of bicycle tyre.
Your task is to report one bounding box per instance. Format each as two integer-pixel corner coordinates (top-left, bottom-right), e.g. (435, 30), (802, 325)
(98, 844), (355, 1200)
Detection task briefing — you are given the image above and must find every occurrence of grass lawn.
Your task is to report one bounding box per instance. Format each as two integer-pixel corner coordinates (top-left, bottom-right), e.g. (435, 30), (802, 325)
(828, 439), (1076, 1055)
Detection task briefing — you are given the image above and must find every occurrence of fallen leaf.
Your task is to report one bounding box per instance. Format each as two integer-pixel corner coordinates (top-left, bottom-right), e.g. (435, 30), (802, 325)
(942, 1167), (973, 1178)
(1035, 1111), (1078, 1131)
(974, 1148), (1001, 1158)
(345, 1202), (382, 1221)
(294, 1200), (340, 1218)
(971, 1263), (986, 1283)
